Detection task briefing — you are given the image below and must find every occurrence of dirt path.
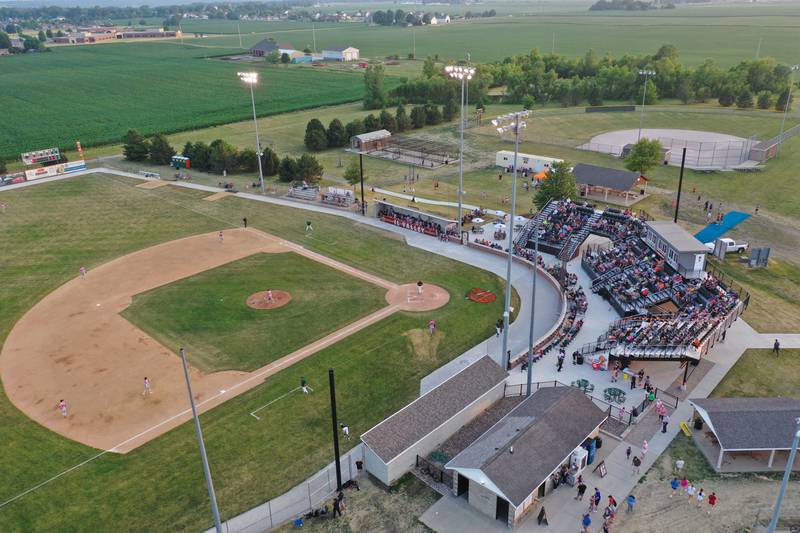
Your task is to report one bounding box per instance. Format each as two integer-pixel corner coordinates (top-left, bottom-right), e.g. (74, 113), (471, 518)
(0, 229), (448, 453)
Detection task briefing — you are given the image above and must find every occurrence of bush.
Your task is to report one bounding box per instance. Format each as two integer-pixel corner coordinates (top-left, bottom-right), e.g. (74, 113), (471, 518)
(363, 114), (381, 132)
(122, 129), (149, 162)
(380, 109), (397, 132)
(717, 86), (735, 107)
(736, 89), (754, 109)
(776, 87), (793, 112)
(443, 97), (458, 121)
(278, 156), (299, 182)
(757, 91), (773, 110)
(237, 149), (259, 172)
(327, 118), (348, 148)
(261, 147), (280, 176)
(148, 133), (176, 165)
(425, 104), (442, 125)
(410, 106), (426, 128)
(395, 104), (411, 132)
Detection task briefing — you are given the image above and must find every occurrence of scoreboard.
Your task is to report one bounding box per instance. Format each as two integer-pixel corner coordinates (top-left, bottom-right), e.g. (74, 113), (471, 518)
(21, 147), (61, 166)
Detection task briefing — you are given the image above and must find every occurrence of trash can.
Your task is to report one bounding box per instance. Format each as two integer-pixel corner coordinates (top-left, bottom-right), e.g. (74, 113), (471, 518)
(595, 436), (603, 449)
(356, 460), (363, 471)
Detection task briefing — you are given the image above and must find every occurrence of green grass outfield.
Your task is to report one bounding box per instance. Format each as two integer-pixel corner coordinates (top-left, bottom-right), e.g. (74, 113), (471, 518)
(123, 252), (387, 372)
(0, 174), (511, 531)
(0, 40), (376, 159)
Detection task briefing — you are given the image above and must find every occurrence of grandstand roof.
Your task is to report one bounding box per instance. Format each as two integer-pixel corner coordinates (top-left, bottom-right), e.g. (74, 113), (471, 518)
(353, 130), (391, 142)
(572, 163), (642, 192)
(646, 220), (708, 254)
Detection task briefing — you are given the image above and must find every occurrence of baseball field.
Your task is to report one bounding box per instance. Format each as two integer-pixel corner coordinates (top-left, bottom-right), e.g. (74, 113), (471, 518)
(0, 173), (513, 531)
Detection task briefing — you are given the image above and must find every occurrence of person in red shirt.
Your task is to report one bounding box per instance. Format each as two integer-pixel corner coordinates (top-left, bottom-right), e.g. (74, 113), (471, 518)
(707, 492), (717, 514)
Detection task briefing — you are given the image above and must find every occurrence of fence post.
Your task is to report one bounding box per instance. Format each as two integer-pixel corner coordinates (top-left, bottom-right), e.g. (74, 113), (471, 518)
(327, 468), (331, 491)
(307, 481), (313, 511)
(268, 500), (273, 529)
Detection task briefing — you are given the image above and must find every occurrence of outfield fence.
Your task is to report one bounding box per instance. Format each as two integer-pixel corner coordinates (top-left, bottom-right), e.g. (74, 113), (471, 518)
(204, 444), (365, 533)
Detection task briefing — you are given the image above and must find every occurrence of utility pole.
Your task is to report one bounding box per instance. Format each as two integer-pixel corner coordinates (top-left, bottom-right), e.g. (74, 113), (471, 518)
(674, 148), (686, 223)
(179, 348), (222, 533)
(767, 417), (800, 532)
(329, 368), (342, 491)
(312, 24), (317, 53)
(237, 23), (242, 49)
(526, 217), (541, 396)
(359, 153), (366, 216)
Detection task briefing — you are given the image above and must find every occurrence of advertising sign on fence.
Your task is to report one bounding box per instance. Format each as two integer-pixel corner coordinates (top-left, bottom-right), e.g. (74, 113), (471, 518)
(24, 160), (86, 181)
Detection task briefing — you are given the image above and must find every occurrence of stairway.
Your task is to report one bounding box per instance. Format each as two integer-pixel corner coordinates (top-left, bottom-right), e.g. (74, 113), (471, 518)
(557, 211), (602, 262)
(513, 200), (557, 249)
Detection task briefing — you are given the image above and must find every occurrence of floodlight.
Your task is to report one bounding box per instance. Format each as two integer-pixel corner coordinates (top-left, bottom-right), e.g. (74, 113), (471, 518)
(238, 71), (259, 84)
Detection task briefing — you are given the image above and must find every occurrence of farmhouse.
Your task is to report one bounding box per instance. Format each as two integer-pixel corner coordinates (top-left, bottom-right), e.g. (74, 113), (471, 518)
(350, 129), (391, 152)
(643, 220), (708, 278)
(116, 30), (182, 39)
(572, 163), (647, 205)
(689, 397), (800, 472)
(445, 387), (607, 528)
(360, 356), (507, 486)
(322, 45), (359, 61)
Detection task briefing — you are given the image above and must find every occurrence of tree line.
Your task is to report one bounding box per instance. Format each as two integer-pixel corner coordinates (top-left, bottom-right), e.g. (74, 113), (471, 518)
(303, 103), (453, 151)
(122, 129), (323, 184)
(386, 45), (794, 112)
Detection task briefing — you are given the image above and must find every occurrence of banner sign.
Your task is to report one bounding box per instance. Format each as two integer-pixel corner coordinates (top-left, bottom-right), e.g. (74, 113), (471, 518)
(21, 147), (61, 166)
(24, 160), (86, 181)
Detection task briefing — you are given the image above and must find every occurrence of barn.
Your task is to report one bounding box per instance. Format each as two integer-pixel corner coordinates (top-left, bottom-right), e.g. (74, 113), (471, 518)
(322, 46), (360, 61)
(350, 130), (391, 152)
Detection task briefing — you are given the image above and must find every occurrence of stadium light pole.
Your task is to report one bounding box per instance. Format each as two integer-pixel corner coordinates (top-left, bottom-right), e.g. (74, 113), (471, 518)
(179, 348), (222, 533)
(767, 417), (800, 533)
(493, 110), (531, 371)
(445, 64), (476, 239)
(238, 72), (266, 195)
(525, 215), (541, 397)
(777, 64), (799, 159)
(637, 70), (656, 143)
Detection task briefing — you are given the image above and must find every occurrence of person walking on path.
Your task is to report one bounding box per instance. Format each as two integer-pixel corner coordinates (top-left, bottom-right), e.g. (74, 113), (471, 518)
(242, 217), (247, 228)
(632, 455), (641, 475)
(79, 266), (87, 279)
(680, 476), (689, 494)
(675, 458), (685, 474)
(495, 319), (502, 337)
(662, 414), (670, 433)
(774, 339), (780, 356)
(557, 351), (565, 372)
(637, 369), (645, 387)
(641, 439), (648, 458)
(593, 488), (602, 513)
(581, 512), (592, 533)
(670, 477), (680, 497)
(625, 494), (636, 513)
(696, 488), (705, 509)
(142, 376), (151, 396)
(630, 374), (636, 390)
(626, 446), (632, 461)
(576, 481), (587, 501)
(686, 483), (696, 504)
(707, 492), (717, 514)
(57, 399), (67, 418)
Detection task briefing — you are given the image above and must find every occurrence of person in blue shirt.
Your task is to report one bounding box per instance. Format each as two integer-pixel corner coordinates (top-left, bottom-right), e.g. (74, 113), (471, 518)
(625, 494), (636, 512)
(670, 477), (680, 497)
(581, 512), (592, 533)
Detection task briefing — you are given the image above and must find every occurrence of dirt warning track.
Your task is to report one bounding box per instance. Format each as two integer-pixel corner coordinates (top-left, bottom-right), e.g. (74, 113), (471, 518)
(0, 229), (448, 453)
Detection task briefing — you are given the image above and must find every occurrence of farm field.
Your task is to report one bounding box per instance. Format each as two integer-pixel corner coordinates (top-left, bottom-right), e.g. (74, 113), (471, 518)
(0, 40), (377, 159)
(177, 4), (800, 66)
(123, 252), (387, 372)
(0, 174), (508, 532)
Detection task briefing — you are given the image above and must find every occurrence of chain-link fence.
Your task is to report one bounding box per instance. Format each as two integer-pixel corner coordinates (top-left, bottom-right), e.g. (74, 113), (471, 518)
(579, 135), (758, 170)
(204, 444), (365, 533)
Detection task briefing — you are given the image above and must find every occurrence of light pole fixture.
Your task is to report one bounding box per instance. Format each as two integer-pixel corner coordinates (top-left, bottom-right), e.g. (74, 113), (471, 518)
(637, 69), (656, 143)
(492, 109), (531, 371)
(777, 64), (799, 159)
(238, 71), (266, 195)
(445, 64), (476, 238)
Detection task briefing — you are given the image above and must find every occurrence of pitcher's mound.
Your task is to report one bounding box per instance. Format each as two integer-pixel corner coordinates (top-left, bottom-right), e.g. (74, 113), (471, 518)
(246, 290), (292, 310)
(387, 283), (450, 311)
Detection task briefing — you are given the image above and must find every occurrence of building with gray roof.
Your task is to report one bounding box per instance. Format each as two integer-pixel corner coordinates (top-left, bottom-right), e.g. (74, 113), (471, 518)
(361, 356), (507, 486)
(689, 397), (800, 472)
(644, 220), (708, 278)
(446, 387), (607, 527)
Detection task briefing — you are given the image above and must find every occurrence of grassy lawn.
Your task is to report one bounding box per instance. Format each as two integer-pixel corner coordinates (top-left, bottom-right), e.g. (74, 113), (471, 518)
(275, 473), (438, 532)
(0, 174), (509, 532)
(123, 252), (387, 372)
(707, 256), (800, 334)
(711, 349), (800, 399)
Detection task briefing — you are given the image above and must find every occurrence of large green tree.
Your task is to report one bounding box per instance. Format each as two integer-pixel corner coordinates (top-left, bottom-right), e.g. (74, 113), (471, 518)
(343, 158), (363, 186)
(624, 138), (663, 176)
(304, 119), (328, 151)
(278, 155), (299, 182)
(410, 106), (426, 128)
(148, 133), (176, 165)
(0, 159), (6, 174)
(297, 153), (323, 184)
(535, 161), (577, 209)
(208, 139), (238, 174)
(261, 147), (280, 176)
(363, 64), (388, 109)
(379, 109), (397, 132)
(188, 141), (211, 171)
(363, 114), (381, 132)
(326, 118), (348, 147)
(345, 119), (365, 139)
(237, 149), (259, 172)
(122, 129), (150, 162)
(395, 104), (411, 132)
(0, 32), (11, 49)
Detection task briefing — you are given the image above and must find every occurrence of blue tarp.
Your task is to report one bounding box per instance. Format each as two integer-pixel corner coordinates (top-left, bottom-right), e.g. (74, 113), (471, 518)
(694, 211), (751, 244)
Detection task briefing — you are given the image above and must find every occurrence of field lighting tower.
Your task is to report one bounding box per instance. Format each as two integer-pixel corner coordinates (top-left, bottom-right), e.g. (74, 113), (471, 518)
(637, 69), (656, 142)
(777, 64), (799, 158)
(445, 64), (476, 237)
(492, 110), (531, 371)
(238, 71), (266, 194)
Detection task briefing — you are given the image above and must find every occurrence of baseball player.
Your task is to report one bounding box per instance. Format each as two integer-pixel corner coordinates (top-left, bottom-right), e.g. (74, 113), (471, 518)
(143, 377), (152, 396)
(219, 230), (224, 243)
(57, 399), (67, 418)
(79, 266), (87, 279)
(266, 289), (274, 303)
(305, 221), (313, 236)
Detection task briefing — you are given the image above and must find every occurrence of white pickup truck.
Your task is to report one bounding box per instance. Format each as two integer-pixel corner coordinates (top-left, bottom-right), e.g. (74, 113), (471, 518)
(705, 237), (748, 254)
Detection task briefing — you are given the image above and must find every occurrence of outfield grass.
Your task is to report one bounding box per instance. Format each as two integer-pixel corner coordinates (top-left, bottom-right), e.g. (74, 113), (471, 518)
(0, 41), (374, 159)
(0, 174), (510, 532)
(123, 252), (387, 372)
(710, 349), (800, 399)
